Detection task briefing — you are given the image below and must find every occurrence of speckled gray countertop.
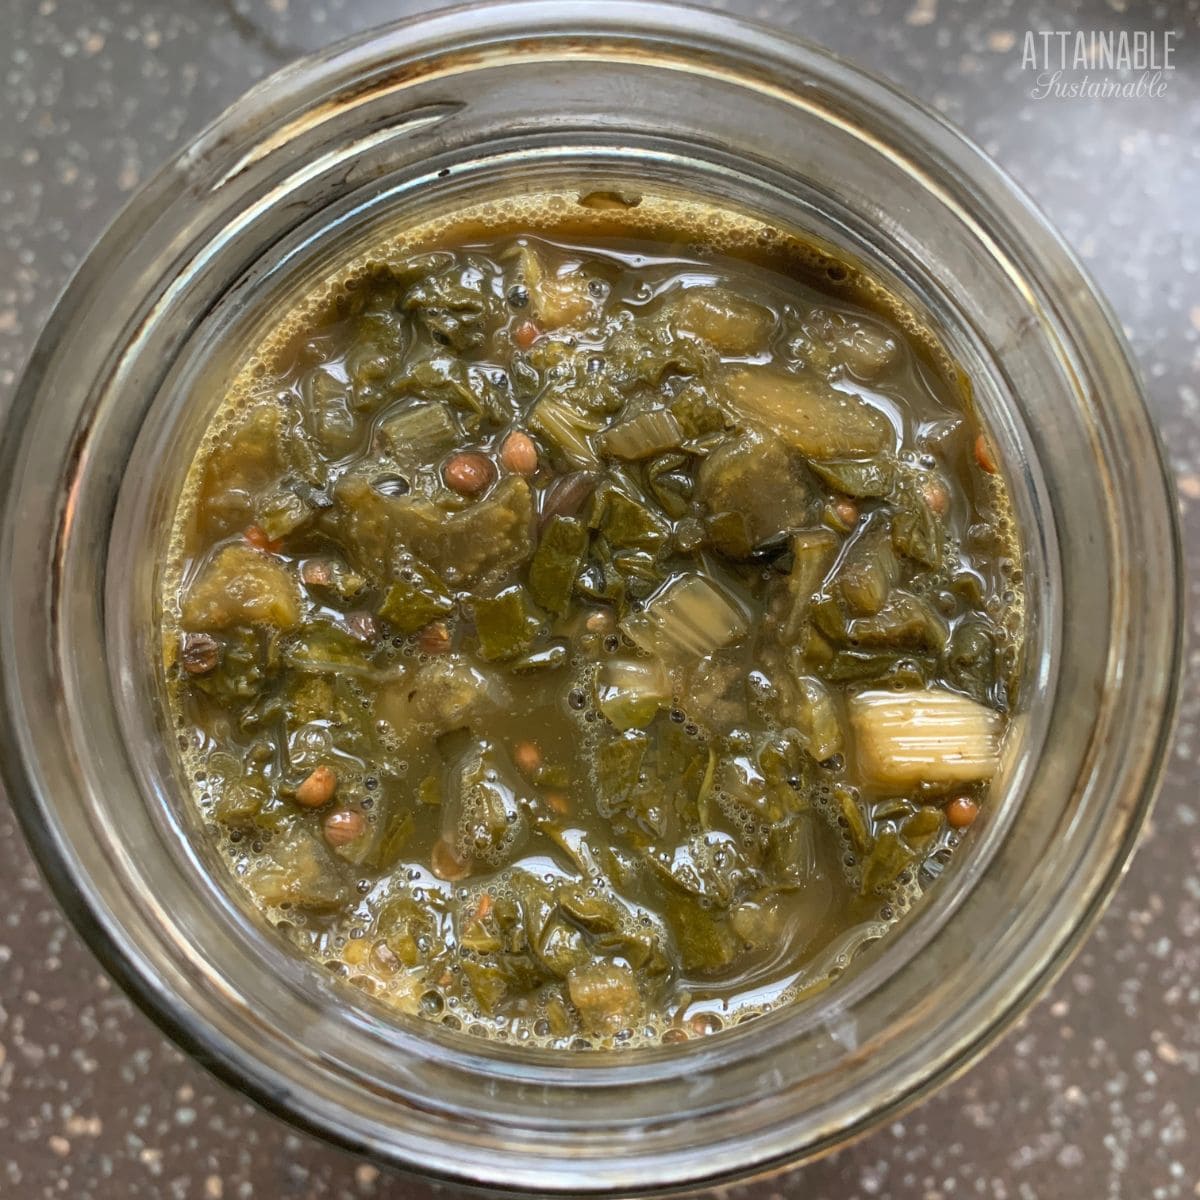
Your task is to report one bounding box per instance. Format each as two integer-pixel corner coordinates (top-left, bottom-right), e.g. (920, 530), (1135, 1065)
(1, 0), (1198, 1196)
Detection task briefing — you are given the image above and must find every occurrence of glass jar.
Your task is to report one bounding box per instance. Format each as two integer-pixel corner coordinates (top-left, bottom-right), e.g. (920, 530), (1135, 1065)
(0, 2), (1181, 1193)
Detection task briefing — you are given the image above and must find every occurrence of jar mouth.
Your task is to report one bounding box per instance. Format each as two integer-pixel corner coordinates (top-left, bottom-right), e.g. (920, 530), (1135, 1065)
(0, 2), (1182, 1193)
(117, 163), (1048, 1061)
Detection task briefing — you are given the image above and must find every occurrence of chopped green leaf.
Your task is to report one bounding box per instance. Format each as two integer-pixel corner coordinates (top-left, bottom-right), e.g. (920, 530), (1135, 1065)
(837, 786), (872, 854)
(892, 486), (943, 568)
(860, 830), (917, 895)
(529, 516), (588, 614)
(377, 562), (454, 634)
(696, 433), (811, 559)
(596, 731), (649, 815)
(473, 586), (547, 661)
(362, 804), (415, 871)
(810, 457), (894, 498)
(592, 485), (671, 555)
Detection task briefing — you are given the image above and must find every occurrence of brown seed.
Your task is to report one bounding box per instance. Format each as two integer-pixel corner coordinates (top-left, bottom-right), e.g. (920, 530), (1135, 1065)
(418, 621), (452, 655)
(243, 524), (282, 553)
(443, 451), (496, 496)
(323, 807), (366, 846)
(295, 765), (337, 808)
(512, 319), (540, 351)
(513, 740), (542, 778)
(832, 497), (859, 528)
(974, 433), (998, 474)
(661, 1027), (690, 1044)
(545, 791), (570, 816)
(585, 608), (615, 635)
(301, 558), (333, 587)
(180, 632), (220, 676)
(500, 430), (539, 475)
(344, 611), (378, 643)
(946, 796), (980, 829)
(431, 836), (471, 881)
(921, 476), (950, 516)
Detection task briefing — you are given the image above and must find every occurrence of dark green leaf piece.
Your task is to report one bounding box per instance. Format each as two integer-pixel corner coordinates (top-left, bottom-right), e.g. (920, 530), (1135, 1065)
(669, 380), (733, 438)
(661, 893), (740, 974)
(846, 591), (949, 653)
(873, 797), (914, 823)
(377, 562), (454, 634)
(557, 884), (624, 934)
(461, 959), (517, 1014)
(646, 454), (693, 520)
(604, 322), (715, 390)
(656, 721), (708, 815)
(825, 649), (933, 687)
(715, 729), (806, 825)
(837, 786), (872, 854)
(811, 595), (849, 642)
(860, 830), (918, 896)
(831, 519), (898, 616)
(705, 511), (755, 560)
(285, 620), (371, 670)
(778, 530), (840, 640)
(363, 804), (415, 871)
(191, 627), (279, 706)
(592, 486), (671, 555)
(403, 257), (502, 353)
(453, 742), (528, 863)
(892, 487), (943, 568)
(696, 433), (811, 560)
(945, 618), (1000, 706)
(576, 543), (628, 612)
(473, 585), (547, 661)
(901, 806), (943, 847)
(767, 814), (821, 884)
(213, 778), (266, 825)
(256, 483), (317, 541)
(596, 731), (649, 816)
(376, 894), (437, 966)
(810, 457), (894, 498)
(392, 356), (511, 425)
(529, 516), (588, 614)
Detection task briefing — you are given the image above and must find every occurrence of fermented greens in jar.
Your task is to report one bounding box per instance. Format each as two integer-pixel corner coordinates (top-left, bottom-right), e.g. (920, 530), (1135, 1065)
(165, 196), (1020, 1046)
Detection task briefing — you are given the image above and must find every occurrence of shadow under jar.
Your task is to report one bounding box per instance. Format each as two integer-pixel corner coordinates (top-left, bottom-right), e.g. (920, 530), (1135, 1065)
(0, 3), (1181, 1194)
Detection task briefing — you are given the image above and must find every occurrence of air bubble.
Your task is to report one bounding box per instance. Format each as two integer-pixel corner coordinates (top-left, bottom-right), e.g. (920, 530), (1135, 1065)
(689, 1012), (723, 1037)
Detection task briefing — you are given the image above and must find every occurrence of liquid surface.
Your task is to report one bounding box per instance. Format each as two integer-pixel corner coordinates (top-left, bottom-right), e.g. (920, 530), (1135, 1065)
(166, 201), (1020, 1047)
